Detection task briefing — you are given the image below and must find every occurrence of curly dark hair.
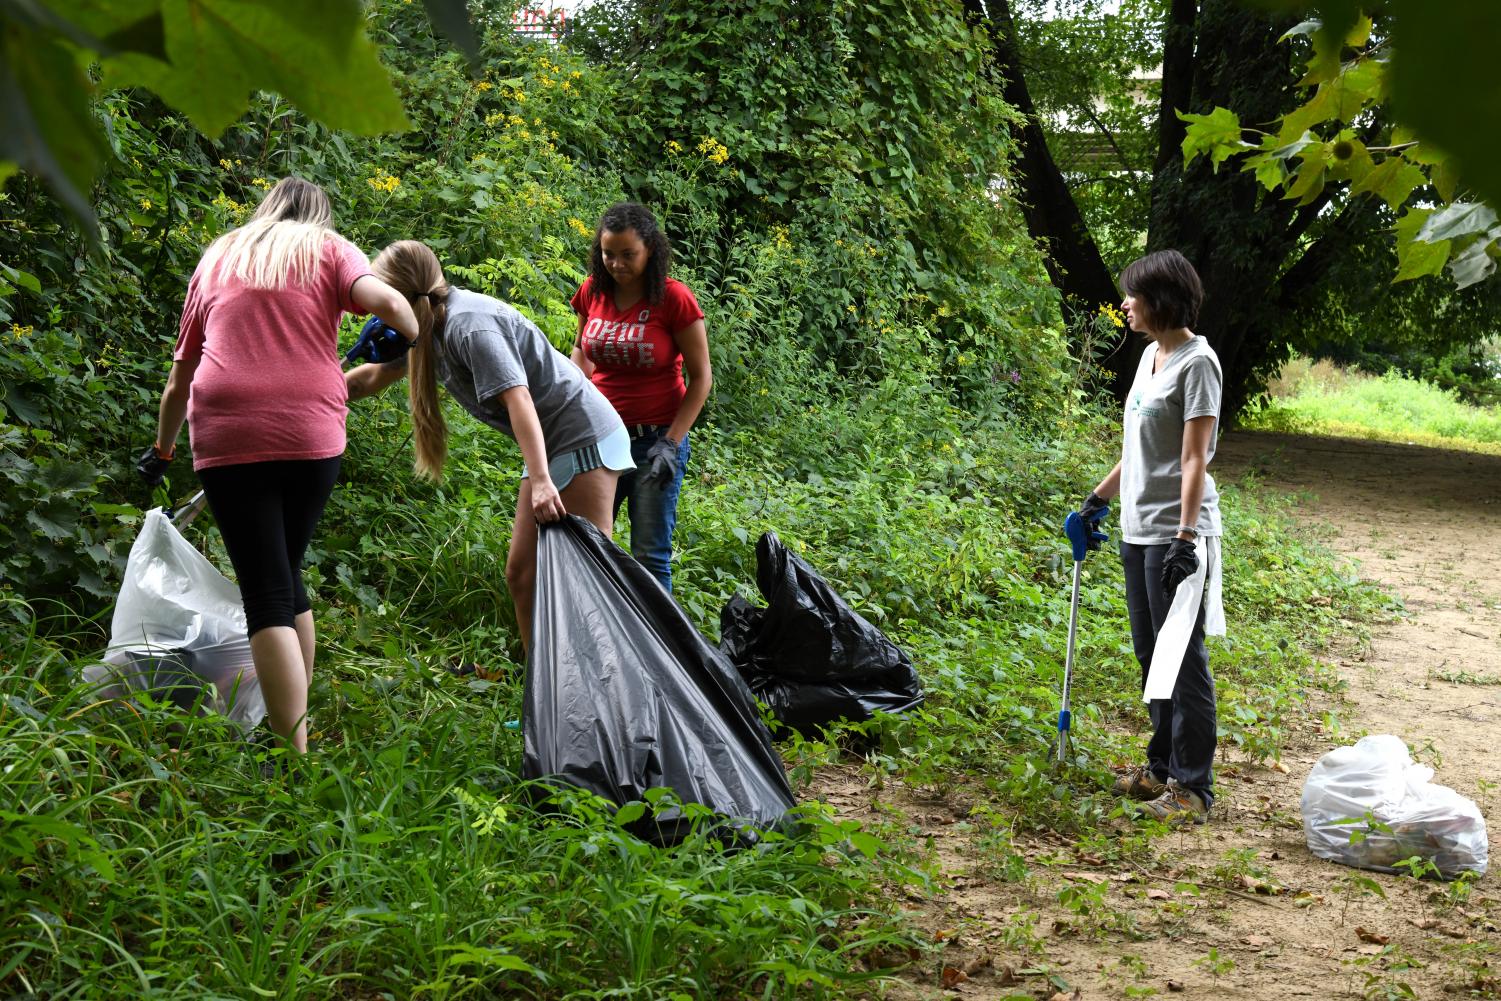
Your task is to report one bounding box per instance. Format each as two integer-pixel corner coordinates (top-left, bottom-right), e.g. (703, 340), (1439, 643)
(588, 202), (671, 305)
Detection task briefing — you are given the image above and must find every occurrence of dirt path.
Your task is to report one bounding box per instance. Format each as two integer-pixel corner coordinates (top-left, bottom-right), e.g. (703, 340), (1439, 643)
(848, 431), (1501, 999)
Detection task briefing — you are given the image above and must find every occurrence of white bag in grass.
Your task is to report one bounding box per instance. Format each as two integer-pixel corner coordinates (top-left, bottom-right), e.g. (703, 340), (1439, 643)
(83, 506), (265, 729)
(1301, 734), (1487, 878)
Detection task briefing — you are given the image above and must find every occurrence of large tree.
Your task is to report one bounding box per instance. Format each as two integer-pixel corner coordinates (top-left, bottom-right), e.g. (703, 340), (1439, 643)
(965, 0), (1501, 417)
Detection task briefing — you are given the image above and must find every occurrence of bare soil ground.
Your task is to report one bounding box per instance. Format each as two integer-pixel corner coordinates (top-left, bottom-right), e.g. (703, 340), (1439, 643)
(832, 431), (1501, 1000)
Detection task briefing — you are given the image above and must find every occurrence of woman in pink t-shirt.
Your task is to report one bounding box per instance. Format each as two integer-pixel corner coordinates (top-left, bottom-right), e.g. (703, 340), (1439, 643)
(569, 202), (712, 592)
(139, 177), (417, 754)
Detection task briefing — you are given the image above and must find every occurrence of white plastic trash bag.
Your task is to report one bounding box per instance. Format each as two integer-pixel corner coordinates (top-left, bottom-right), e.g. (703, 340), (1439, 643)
(1301, 734), (1487, 879)
(82, 506), (265, 730)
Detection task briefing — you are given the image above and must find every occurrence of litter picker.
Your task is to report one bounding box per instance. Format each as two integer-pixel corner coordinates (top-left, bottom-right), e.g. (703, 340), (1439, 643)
(1057, 508), (1107, 762)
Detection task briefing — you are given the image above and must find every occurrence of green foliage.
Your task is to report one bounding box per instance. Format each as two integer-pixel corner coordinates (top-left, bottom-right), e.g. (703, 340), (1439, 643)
(0, 620), (918, 998)
(1011, 0), (1166, 272)
(1181, 5), (1501, 291)
(1247, 365), (1501, 452)
(0, 0), (417, 230)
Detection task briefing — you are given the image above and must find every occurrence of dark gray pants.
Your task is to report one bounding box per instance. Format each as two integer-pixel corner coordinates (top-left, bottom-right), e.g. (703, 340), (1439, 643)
(1120, 541), (1216, 806)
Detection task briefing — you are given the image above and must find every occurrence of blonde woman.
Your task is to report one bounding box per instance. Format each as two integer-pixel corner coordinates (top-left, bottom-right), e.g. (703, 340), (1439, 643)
(141, 177), (417, 754)
(345, 240), (632, 653)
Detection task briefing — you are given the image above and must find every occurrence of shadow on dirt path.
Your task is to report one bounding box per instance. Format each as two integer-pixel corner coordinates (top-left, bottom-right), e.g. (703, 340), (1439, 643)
(857, 431), (1501, 1000)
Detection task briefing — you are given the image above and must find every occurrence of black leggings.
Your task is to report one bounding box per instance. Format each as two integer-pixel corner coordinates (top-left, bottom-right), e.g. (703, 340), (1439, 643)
(197, 457), (341, 636)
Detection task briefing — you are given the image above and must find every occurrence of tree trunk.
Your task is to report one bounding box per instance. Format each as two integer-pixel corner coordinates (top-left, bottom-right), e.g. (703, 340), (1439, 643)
(965, 0), (1132, 392)
(1147, 2), (1308, 418)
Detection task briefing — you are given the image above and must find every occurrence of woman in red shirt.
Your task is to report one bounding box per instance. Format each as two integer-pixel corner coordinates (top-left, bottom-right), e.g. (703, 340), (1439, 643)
(569, 202), (712, 592)
(139, 177), (417, 754)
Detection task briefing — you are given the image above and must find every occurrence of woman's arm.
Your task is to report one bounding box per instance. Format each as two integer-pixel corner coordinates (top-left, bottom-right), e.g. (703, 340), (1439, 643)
(499, 385), (565, 522)
(1090, 461), (1123, 501)
(1177, 415), (1216, 539)
(345, 358), (410, 401)
(665, 318), (711, 443)
(570, 316), (595, 377)
(154, 356), (201, 454)
(350, 275), (419, 340)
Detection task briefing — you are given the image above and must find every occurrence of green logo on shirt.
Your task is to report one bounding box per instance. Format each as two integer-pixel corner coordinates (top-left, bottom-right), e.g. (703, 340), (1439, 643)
(1130, 390), (1161, 418)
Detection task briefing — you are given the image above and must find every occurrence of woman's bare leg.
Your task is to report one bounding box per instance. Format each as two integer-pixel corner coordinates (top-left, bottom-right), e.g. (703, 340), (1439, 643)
(505, 468), (623, 654)
(249, 626), (309, 752)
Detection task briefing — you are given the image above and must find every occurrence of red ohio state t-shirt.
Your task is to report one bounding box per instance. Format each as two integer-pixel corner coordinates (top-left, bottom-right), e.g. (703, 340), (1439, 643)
(570, 276), (704, 427)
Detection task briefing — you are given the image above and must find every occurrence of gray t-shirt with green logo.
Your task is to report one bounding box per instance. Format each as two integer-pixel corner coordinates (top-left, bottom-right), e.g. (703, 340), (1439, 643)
(1119, 335), (1223, 544)
(436, 288), (622, 456)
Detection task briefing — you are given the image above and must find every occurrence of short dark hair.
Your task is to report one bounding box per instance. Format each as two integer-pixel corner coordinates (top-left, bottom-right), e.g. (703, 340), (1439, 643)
(1119, 249), (1203, 331)
(588, 202), (671, 305)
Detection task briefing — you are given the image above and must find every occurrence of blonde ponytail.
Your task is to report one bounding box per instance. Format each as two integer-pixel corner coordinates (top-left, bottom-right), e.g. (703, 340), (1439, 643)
(371, 240), (450, 479)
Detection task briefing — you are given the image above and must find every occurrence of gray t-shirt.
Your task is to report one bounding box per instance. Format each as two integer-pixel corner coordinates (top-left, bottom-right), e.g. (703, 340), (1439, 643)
(436, 288), (622, 456)
(1119, 335), (1223, 544)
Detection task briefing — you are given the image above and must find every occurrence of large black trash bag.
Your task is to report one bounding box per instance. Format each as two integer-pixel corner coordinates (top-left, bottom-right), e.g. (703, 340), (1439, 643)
(719, 532), (924, 737)
(523, 516), (795, 843)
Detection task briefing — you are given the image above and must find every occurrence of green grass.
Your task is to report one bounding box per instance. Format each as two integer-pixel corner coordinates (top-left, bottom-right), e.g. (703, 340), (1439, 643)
(1247, 365), (1501, 454)
(1, 611), (921, 1000)
(1, 368), (1395, 998)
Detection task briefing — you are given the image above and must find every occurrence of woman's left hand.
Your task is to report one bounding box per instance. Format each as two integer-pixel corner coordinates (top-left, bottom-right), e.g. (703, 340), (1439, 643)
(1161, 538), (1199, 595)
(530, 476), (566, 523)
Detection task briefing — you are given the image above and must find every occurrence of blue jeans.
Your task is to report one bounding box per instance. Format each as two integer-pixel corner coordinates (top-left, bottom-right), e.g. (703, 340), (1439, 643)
(615, 428), (690, 592)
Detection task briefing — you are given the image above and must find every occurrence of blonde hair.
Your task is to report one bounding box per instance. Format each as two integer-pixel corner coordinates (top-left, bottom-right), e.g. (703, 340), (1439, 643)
(197, 177), (337, 290)
(371, 240), (450, 479)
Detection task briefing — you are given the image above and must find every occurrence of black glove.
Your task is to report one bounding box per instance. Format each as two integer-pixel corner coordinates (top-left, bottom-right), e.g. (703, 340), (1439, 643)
(1161, 537), (1199, 595)
(1076, 492), (1110, 552)
(136, 444), (173, 487)
(344, 316), (413, 365)
(642, 436), (680, 487)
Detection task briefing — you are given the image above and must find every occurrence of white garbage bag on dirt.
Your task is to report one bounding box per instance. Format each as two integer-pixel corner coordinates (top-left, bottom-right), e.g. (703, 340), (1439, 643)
(82, 506), (265, 730)
(1301, 734), (1487, 879)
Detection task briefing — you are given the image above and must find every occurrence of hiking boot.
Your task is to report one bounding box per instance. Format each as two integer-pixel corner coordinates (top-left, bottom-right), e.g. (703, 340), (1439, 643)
(1136, 780), (1208, 826)
(1111, 765), (1167, 800)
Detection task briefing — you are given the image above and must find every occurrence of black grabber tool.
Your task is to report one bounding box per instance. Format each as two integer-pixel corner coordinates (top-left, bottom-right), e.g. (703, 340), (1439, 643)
(1057, 508), (1107, 763)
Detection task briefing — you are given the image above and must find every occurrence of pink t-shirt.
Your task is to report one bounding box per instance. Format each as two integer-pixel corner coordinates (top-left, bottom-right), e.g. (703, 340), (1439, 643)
(174, 236), (372, 470)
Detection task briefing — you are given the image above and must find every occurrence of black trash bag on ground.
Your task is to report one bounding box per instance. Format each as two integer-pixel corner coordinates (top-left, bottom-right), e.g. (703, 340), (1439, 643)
(523, 516), (795, 844)
(719, 532), (924, 737)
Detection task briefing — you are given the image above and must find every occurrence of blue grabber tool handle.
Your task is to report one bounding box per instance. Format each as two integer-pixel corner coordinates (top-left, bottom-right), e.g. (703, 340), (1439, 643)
(1056, 511), (1105, 762)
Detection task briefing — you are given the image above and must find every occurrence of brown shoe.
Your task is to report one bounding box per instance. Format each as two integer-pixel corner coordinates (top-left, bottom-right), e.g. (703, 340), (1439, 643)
(1136, 780), (1208, 826)
(1111, 765), (1167, 800)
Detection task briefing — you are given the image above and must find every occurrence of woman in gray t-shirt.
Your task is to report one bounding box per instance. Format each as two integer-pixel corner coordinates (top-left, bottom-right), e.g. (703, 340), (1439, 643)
(1076, 249), (1222, 827)
(346, 240), (633, 653)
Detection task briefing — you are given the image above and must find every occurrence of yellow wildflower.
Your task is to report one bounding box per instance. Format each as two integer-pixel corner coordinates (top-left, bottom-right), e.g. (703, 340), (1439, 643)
(568, 217), (591, 237)
(139, 198), (152, 211)
(474, 80), (493, 92)
(10, 323), (33, 340)
(367, 172), (401, 194)
(696, 136), (729, 165)
(218, 158), (233, 170)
